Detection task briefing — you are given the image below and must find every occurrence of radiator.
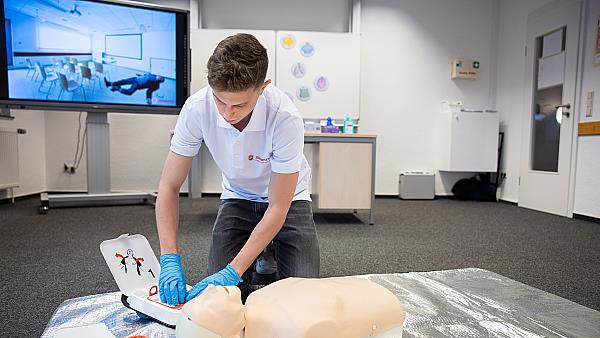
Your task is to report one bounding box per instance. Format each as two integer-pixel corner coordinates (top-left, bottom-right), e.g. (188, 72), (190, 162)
(0, 128), (19, 190)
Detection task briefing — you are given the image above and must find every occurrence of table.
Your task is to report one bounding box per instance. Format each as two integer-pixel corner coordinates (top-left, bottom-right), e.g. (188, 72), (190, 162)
(304, 133), (377, 224)
(42, 268), (600, 337)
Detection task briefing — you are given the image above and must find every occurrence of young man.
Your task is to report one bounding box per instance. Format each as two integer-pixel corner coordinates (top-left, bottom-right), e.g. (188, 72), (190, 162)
(156, 33), (320, 306)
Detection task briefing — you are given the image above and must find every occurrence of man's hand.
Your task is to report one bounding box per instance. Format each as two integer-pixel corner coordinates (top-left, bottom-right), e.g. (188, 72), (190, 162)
(185, 263), (242, 301)
(158, 253), (187, 305)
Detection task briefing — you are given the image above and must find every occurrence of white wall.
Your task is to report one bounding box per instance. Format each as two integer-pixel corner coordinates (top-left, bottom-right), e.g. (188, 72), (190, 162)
(109, 113), (177, 192)
(44, 111), (88, 192)
(494, 0), (553, 202)
(199, 0), (351, 32)
(360, 0), (496, 195)
(42, 112), (175, 193)
(573, 0), (600, 218)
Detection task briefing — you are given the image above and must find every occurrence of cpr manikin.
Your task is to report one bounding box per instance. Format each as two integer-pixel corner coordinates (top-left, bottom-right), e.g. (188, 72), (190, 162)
(176, 277), (405, 338)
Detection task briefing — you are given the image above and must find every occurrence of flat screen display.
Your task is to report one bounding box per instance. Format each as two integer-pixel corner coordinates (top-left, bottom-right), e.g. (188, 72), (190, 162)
(0, 0), (189, 113)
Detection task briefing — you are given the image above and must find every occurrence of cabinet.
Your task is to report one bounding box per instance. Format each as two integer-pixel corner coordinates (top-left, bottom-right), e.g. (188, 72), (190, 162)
(313, 142), (372, 209)
(438, 111), (499, 172)
(305, 133), (377, 224)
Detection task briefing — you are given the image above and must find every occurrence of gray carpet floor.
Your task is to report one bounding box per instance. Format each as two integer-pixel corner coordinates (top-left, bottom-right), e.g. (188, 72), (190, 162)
(0, 196), (599, 337)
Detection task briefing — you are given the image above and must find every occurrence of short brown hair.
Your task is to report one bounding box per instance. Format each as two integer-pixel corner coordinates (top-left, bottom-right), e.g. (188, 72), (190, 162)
(207, 33), (268, 92)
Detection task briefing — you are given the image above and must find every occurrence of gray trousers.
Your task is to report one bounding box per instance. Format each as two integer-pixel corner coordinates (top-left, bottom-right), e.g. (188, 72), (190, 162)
(208, 199), (320, 295)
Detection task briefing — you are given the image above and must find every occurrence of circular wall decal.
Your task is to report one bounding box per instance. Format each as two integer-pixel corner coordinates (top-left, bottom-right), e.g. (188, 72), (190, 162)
(299, 42), (315, 57)
(296, 85), (311, 101)
(314, 75), (329, 91)
(281, 34), (296, 49)
(291, 62), (307, 78)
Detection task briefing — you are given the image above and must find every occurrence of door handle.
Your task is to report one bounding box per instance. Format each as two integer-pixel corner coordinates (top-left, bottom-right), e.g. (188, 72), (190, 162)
(555, 104), (571, 118)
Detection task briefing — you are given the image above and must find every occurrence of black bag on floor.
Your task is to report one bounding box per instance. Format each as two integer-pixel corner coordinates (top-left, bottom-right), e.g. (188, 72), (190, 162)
(451, 174), (497, 202)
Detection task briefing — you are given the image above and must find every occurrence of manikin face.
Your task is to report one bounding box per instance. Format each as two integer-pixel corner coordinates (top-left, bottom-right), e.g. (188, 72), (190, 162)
(212, 80), (271, 126)
(178, 285), (245, 338)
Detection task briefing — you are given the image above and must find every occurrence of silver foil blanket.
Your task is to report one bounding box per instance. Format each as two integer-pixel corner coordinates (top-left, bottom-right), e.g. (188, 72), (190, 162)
(42, 268), (600, 337)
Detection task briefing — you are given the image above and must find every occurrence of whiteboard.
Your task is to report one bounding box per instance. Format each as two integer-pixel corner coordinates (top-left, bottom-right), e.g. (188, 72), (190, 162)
(105, 34), (142, 59)
(275, 31), (360, 119)
(189, 29), (276, 95)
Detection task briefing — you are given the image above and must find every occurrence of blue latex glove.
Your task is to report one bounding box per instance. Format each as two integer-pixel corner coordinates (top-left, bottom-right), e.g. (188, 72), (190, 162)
(185, 263), (243, 302)
(158, 253), (187, 306)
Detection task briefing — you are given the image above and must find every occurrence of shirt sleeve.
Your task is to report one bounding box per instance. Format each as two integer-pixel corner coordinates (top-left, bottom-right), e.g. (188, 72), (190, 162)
(170, 98), (203, 157)
(271, 112), (304, 174)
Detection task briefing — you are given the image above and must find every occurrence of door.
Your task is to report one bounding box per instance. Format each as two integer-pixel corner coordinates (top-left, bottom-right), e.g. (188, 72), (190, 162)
(519, 0), (581, 216)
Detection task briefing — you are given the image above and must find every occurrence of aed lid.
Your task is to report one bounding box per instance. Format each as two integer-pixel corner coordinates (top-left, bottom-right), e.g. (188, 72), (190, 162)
(100, 234), (160, 296)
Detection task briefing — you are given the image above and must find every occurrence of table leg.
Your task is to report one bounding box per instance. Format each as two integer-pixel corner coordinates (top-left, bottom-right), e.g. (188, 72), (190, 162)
(370, 138), (376, 225)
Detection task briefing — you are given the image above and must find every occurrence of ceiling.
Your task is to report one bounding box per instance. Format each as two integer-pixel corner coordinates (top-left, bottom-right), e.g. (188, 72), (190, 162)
(4, 0), (176, 35)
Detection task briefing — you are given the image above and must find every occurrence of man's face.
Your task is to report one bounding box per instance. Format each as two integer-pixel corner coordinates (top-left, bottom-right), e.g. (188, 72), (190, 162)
(212, 80), (271, 125)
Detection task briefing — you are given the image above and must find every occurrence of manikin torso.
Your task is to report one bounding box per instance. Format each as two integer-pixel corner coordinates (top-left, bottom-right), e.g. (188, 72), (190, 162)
(176, 277), (404, 338)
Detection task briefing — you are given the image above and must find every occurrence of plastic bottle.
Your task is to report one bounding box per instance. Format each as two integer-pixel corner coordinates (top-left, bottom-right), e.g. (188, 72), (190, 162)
(343, 115), (354, 134)
(321, 117), (339, 133)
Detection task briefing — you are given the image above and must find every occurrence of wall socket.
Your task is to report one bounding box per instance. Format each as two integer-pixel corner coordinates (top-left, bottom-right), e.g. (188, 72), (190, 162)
(64, 163), (76, 174)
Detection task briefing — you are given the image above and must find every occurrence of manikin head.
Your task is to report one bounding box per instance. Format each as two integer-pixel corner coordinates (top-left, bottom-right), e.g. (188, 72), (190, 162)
(176, 285), (245, 338)
(207, 33), (271, 126)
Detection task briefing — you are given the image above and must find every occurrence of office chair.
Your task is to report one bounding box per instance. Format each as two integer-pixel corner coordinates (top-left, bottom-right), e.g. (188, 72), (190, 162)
(58, 73), (86, 101)
(26, 58), (36, 79)
(35, 63), (58, 99)
(93, 62), (109, 85)
(80, 66), (95, 94)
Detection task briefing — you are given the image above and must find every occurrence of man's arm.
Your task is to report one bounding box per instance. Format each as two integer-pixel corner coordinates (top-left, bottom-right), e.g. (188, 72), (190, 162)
(156, 151), (193, 254)
(229, 171), (299, 276)
(184, 171), (298, 302)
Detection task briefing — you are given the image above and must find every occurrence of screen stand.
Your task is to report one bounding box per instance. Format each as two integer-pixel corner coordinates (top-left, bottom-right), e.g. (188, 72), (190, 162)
(39, 112), (156, 214)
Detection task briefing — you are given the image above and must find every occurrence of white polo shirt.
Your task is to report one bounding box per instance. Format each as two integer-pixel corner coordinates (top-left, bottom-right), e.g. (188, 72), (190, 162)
(170, 84), (311, 202)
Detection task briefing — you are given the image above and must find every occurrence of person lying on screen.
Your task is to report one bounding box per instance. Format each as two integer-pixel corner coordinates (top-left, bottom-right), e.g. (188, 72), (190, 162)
(104, 74), (165, 104)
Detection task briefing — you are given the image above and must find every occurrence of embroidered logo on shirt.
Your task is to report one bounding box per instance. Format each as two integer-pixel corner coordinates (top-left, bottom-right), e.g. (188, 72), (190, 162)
(248, 154), (271, 163)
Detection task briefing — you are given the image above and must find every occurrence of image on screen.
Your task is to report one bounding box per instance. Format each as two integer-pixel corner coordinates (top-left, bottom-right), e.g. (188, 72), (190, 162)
(3, 0), (177, 107)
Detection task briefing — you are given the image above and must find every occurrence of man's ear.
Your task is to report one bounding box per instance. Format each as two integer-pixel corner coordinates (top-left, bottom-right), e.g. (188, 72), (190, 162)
(259, 79), (272, 93)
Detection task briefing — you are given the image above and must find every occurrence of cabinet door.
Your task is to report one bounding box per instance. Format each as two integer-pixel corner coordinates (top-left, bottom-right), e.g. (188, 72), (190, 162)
(450, 112), (499, 171)
(316, 142), (372, 209)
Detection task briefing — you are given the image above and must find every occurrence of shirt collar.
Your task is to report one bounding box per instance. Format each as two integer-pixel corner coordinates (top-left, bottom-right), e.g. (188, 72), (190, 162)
(212, 87), (267, 132)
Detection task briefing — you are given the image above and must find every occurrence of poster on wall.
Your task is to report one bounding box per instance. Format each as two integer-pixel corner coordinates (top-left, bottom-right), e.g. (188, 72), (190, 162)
(594, 16), (600, 67)
(275, 31), (360, 119)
